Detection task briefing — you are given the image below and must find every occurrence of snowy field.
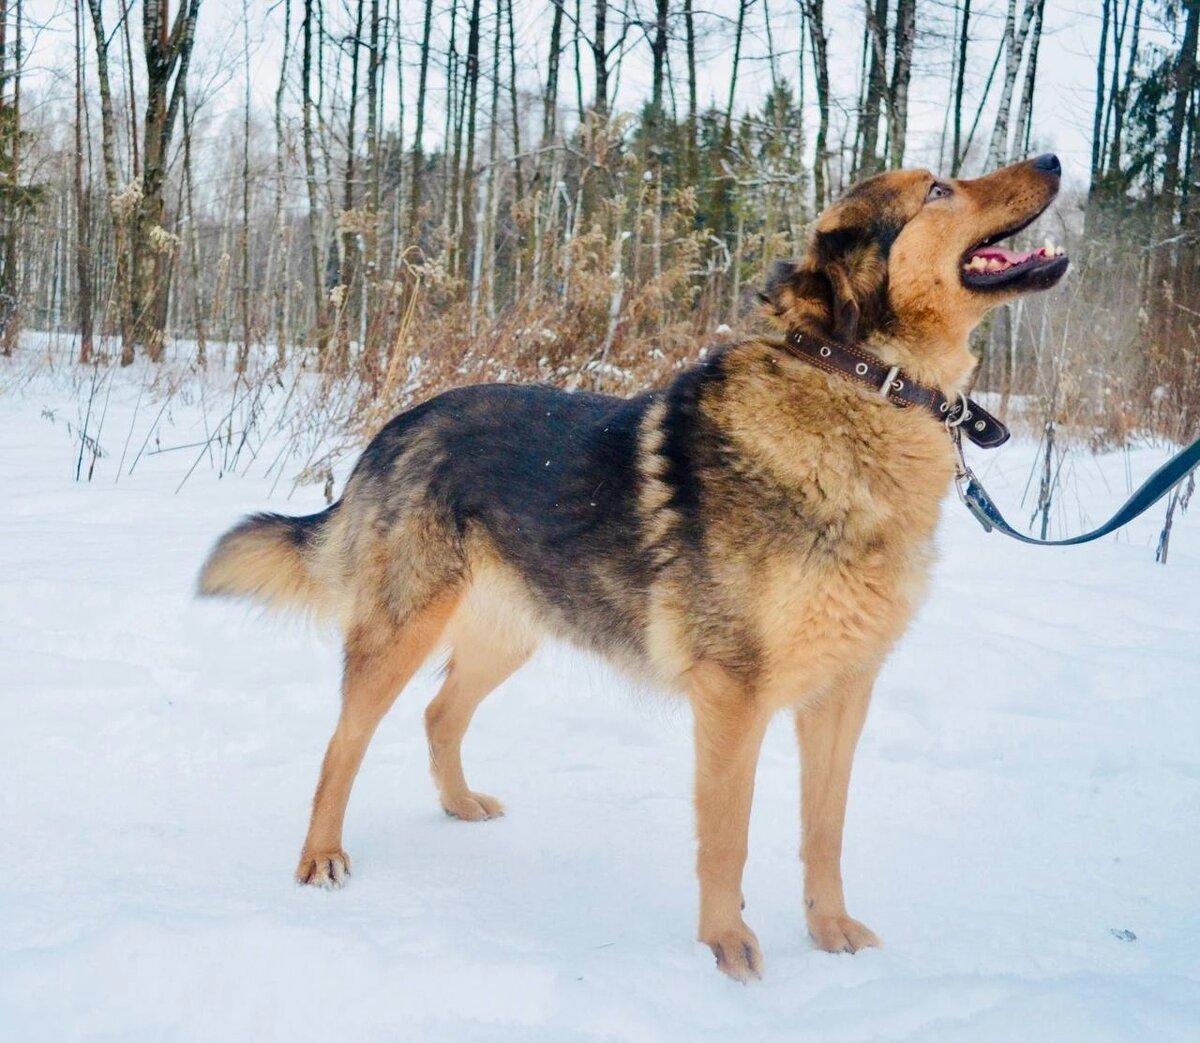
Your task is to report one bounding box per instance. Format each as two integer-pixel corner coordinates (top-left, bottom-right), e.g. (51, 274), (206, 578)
(2, 346), (1199, 1042)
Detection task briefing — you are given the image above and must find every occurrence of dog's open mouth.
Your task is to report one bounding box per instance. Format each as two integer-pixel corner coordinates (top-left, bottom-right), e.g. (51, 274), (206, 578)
(961, 231), (1069, 292)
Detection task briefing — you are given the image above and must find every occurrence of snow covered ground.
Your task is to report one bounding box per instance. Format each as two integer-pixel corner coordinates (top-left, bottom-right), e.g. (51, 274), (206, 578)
(2, 348), (1199, 1042)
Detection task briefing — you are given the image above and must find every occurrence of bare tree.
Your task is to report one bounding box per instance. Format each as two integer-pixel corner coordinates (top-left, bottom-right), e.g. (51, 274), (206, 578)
(684, 0), (698, 186)
(985, 0), (1038, 169)
(950, 0), (971, 175)
(408, 0), (434, 242)
(271, 0), (292, 361)
(462, 0), (483, 274)
(505, 0), (523, 200)
(237, 0), (251, 373)
(85, 0), (134, 362)
(802, 0), (831, 207)
(0, 0), (22, 355)
(1009, 0), (1044, 162)
(648, 0), (668, 137)
(887, 0), (915, 168)
(592, 0), (607, 116)
(132, 0), (202, 360)
(73, 0), (92, 364)
(302, 0), (326, 353)
(858, 0), (889, 178)
(544, 0), (564, 144)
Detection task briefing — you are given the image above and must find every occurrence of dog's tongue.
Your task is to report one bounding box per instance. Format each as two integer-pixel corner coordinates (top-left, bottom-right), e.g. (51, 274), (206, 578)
(969, 246), (1034, 265)
(964, 238), (1066, 275)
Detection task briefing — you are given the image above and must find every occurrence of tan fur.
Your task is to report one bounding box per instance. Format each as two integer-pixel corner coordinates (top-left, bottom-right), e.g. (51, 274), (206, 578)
(201, 158), (1065, 981)
(197, 519), (325, 617)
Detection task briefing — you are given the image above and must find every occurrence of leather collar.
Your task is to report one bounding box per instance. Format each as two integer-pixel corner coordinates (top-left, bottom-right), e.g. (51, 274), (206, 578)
(777, 329), (1010, 449)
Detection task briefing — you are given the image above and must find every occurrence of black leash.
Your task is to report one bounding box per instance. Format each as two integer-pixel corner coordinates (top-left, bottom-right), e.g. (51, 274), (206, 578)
(951, 426), (1200, 546)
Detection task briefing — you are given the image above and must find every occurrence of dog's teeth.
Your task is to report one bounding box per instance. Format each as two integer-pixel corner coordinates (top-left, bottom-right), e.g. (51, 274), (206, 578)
(986, 258), (1004, 271)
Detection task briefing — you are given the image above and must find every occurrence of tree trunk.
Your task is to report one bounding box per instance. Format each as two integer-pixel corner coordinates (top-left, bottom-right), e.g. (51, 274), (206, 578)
(592, 0), (607, 116)
(505, 0), (522, 202)
(474, 0), (503, 325)
(544, 0), (564, 144)
(460, 0), (482, 281)
(887, 0), (916, 168)
(1009, 0), (1044, 162)
(446, 0), (463, 260)
(0, 0), (21, 355)
(237, 0), (250, 373)
(573, 0), (584, 121)
(132, 0), (202, 362)
(1091, 0), (1112, 187)
(649, 0), (668, 138)
(1150, 0), (1199, 377)
(73, 0), (93, 364)
(335, 0), (364, 372)
(86, 0), (134, 361)
(181, 89), (206, 366)
(859, 0), (889, 179)
(302, 0), (327, 353)
(801, 1), (830, 207)
(710, 0), (747, 255)
(951, 0), (971, 175)
(985, 0), (1037, 169)
(1107, 0), (1143, 180)
(363, 0), (381, 371)
(408, 0), (433, 242)
(684, 0), (698, 188)
(272, 0), (291, 363)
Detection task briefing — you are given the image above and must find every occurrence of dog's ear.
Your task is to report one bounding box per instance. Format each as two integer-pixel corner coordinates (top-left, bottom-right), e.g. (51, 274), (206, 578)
(814, 227), (868, 343)
(758, 258), (830, 331)
(806, 218), (892, 340)
(761, 204), (896, 341)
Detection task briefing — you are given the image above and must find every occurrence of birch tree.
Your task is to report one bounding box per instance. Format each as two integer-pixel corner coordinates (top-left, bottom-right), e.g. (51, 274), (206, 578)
(984, 0), (1039, 169)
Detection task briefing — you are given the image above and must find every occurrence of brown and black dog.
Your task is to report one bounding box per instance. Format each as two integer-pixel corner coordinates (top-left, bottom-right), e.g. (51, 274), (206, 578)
(199, 155), (1068, 981)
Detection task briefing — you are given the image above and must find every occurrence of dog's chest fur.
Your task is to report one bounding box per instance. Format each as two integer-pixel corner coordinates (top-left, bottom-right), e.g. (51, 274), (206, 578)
(643, 343), (955, 698)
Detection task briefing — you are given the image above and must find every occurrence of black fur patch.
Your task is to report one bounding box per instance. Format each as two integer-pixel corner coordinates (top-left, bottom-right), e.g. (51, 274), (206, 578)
(356, 383), (661, 656)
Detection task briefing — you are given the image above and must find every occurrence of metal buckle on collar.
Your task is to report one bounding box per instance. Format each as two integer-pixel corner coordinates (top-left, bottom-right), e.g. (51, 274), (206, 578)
(878, 365), (900, 397)
(944, 392), (972, 429)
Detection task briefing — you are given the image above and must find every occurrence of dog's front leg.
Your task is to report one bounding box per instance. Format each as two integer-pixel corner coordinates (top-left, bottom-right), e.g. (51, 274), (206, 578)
(795, 668), (881, 953)
(689, 664), (770, 982)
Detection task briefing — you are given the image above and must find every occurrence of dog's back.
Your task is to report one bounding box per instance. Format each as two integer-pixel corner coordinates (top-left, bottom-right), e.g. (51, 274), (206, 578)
(200, 380), (663, 658)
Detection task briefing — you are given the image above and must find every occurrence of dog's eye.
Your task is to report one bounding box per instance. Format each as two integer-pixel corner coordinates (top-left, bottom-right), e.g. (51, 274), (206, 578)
(927, 182), (953, 202)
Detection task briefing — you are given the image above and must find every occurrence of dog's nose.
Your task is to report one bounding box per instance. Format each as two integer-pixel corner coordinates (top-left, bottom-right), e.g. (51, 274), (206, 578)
(1032, 153), (1061, 176)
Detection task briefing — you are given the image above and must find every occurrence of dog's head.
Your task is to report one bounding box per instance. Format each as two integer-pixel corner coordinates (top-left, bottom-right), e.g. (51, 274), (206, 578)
(762, 155), (1068, 389)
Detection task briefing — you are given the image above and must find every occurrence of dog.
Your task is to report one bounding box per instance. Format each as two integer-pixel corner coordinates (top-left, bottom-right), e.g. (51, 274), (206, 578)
(198, 155), (1068, 981)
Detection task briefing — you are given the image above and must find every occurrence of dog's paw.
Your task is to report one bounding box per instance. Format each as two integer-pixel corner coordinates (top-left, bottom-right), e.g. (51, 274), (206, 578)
(296, 848), (351, 889)
(808, 912), (879, 954)
(702, 921), (763, 983)
(441, 791), (505, 821)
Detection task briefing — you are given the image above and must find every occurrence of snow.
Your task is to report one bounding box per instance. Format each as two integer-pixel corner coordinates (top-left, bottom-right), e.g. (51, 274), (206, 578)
(3, 350), (1199, 1042)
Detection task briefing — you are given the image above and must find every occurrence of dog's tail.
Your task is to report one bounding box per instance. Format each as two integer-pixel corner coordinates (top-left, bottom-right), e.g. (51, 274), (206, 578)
(197, 505), (340, 619)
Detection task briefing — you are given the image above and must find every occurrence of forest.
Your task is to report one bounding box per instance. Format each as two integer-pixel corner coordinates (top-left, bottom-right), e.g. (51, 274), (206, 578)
(0, 0), (1197, 459)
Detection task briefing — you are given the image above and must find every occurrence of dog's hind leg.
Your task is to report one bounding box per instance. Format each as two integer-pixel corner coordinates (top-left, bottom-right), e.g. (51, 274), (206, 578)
(424, 625), (533, 822)
(795, 667), (880, 953)
(296, 592), (460, 888)
(689, 662), (771, 982)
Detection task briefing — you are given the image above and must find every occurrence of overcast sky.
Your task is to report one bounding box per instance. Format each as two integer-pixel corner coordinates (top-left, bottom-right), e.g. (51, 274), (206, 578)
(17, 1), (1172, 194)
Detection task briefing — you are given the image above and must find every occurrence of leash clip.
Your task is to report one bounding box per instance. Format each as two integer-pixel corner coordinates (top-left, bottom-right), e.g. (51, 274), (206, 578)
(950, 427), (995, 533)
